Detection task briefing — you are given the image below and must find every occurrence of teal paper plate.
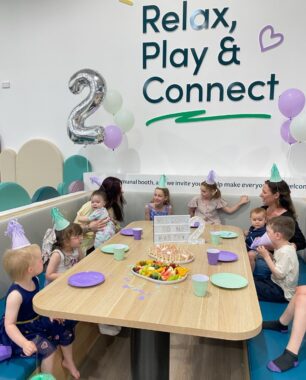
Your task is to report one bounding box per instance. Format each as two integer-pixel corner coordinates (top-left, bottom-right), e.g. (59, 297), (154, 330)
(101, 244), (129, 254)
(217, 231), (238, 239)
(210, 273), (248, 289)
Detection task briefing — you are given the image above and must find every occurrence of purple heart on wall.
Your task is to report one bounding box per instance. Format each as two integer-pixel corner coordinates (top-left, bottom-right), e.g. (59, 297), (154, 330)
(259, 25), (284, 52)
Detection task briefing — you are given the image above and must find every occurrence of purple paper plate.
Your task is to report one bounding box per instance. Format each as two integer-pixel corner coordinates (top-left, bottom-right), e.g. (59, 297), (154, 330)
(120, 228), (134, 236)
(68, 271), (105, 288)
(218, 251), (238, 262)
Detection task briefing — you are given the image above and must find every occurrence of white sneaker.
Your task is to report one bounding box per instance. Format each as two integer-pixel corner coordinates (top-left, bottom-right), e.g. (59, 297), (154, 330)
(98, 324), (122, 336)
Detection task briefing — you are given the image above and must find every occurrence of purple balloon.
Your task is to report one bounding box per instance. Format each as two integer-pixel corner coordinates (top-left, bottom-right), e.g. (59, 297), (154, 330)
(104, 125), (123, 150)
(280, 119), (297, 145)
(278, 88), (305, 118)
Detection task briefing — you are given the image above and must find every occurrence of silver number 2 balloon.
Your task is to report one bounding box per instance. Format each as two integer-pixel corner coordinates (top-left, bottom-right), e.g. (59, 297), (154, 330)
(67, 69), (106, 144)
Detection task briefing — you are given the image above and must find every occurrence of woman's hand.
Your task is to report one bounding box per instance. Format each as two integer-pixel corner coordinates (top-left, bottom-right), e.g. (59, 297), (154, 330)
(239, 195), (249, 205)
(89, 217), (109, 232)
(22, 340), (37, 356)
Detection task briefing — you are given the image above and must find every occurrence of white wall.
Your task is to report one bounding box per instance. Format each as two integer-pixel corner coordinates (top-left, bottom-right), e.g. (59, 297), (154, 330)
(0, 0), (306, 178)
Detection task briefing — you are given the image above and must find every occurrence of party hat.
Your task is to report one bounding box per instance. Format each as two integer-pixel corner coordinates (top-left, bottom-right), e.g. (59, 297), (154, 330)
(206, 170), (216, 185)
(90, 176), (103, 187)
(270, 163), (282, 183)
(158, 174), (167, 188)
(51, 208), (70, 231)
(5, 219), (31, 250)
(250, 232), (273, 250)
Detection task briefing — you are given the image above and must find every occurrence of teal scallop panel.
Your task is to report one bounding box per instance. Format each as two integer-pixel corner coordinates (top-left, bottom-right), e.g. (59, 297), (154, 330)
(63, 155), (92, 187)
(31, 186), (60, 203)
(0, 182), (31, 211)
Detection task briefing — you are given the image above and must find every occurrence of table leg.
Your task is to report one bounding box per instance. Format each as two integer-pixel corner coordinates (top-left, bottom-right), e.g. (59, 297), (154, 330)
(130, 328), (170, 380)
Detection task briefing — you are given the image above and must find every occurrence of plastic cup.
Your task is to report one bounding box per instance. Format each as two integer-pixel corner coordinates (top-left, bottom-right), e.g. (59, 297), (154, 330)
(207, 248), (220, 265)
(192, 274), (209, 297)
(30, 374), (56, 380)
(113, 247), (125, 261)
(210, 231), (221, 245)
(132, 228), (143, 240)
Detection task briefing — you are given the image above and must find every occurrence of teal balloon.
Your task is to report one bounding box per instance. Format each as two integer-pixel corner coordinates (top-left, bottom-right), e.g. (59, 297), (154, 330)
(114, 108), (135, 133)
(291, 112), (306, 142)
(103, 89), (123, 115)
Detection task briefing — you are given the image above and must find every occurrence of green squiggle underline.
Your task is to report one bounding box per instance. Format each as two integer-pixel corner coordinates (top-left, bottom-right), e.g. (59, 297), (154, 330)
(146, 109), (271, 127)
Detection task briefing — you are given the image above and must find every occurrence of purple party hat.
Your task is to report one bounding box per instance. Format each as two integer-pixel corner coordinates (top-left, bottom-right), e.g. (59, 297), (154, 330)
(90, 176), (103, 187)
(5, 219), (31, 250)
(206, 170), (217, 185)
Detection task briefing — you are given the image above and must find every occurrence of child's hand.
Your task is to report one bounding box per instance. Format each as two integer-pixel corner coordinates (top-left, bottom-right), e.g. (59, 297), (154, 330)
(50, 317), (65, 324)
(256, 245), (270, 259)
(239, 195), (249, 205)
(22, 340), (37, 356)
(244, 230), (249, 237)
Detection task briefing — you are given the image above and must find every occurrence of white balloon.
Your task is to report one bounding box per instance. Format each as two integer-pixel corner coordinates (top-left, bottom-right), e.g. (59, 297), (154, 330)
(291, 112), (306, 142)
(114, 108), (135, 133)
(103, 89), (123, 115)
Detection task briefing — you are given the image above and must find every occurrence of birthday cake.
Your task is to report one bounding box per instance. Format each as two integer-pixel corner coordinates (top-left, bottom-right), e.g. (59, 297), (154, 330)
(148, 244), (194, 264)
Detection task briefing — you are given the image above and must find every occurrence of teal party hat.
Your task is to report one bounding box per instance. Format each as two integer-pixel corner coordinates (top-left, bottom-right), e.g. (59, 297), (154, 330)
(206, 170), (216, 185)
(51, 208), (70, 231)
(270, 163), (282, 183)
(158, 174), (167, 188)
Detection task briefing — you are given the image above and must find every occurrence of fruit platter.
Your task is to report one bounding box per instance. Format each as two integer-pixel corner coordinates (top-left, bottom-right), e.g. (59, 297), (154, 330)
(132, 260), (189, 284)
(148, 244), (194, 264)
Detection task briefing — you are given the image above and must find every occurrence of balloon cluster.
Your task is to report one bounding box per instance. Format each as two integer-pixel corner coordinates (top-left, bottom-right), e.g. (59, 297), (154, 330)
(67, 69), (135, 150)
(102, 89), (135, 150)
(278, 89), (306, 144)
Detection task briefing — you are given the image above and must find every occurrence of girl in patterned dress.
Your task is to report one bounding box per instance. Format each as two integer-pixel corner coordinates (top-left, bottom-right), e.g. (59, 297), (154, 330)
(0, 219), (80, 378)
(188, 170), (249, 224)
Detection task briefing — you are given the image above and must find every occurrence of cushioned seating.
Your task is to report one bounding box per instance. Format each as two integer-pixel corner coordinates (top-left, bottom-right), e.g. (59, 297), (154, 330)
(0, 273), (45, 380)
(247, 259), (306, 379)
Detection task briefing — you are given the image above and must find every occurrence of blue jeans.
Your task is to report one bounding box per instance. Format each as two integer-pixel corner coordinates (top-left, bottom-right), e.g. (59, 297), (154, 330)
(253, 257), (272, 279)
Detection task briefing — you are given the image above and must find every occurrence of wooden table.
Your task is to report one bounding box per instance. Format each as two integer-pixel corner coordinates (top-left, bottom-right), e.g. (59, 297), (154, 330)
(34, 221), (262, 379)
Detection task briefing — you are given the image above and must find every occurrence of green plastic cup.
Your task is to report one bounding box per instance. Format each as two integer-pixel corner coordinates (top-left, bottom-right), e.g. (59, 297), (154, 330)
(210, 231), (221, 245)
(192, 274), (209, 297)
(30, 374), (56, 380)
(113, 247), (125, 261)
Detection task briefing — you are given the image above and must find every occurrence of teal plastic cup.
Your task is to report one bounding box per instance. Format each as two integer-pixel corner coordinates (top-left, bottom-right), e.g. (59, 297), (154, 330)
(192, 274), (209, 297)
(210, 231), (221, 245)
(30, 374), (56, 380)
(113, 247), (125, 261)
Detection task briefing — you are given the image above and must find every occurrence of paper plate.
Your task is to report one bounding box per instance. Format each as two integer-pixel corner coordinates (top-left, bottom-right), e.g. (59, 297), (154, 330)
(120, 228), (134, 236)
(68, 271), (105, 288)
(218, 251), (238, 262)
(132, 269), (188, 285)
(210, 273), (248, 289)
(101, 244), (129, 254)
(218, 231), (238, 239)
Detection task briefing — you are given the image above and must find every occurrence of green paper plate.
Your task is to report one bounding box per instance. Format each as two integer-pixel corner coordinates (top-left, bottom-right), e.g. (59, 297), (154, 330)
(101, 244), (129, 254)
(210, 273), (248, 289)
(217, 231), (238, 239)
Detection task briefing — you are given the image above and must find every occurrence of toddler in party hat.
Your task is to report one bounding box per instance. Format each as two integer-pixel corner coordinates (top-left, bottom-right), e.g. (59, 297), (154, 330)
(0, 219), (80, 378)
(145, 174), (173, 221)
(44, 208), (83, 284)
(188, 170), (249, 224)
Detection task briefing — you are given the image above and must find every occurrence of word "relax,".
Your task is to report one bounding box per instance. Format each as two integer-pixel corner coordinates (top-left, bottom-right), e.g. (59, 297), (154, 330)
(143, 2), (236, 34)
